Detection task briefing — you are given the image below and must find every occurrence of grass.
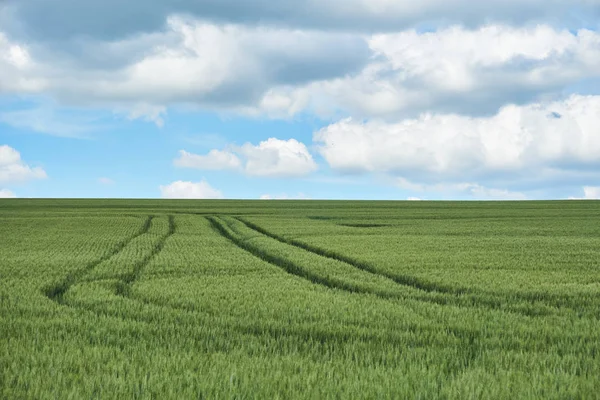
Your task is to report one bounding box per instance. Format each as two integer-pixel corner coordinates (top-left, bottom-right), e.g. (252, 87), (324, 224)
(1, 199), (600, 399)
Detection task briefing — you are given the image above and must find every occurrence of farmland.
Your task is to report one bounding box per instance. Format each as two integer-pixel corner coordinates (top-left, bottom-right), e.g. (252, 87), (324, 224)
(1, 199), (600, 399)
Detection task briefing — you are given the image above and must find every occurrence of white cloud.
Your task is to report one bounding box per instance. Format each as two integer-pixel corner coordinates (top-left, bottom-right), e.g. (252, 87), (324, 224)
(110, 17), (366, 109)
(315, 95), (600, 181)
(5, 20), (600, 121)
(584, 186), (600, 199)
(98, 177), (114, 185)
(0, 145), (47, 184)
(0, 105), (98, 138)
(369, 25), (599, 90)
(159, 180), (224, 199)
(174, 149), (242, 171)
(0, 18), (367, 115)
(407, 197), (422, 201)
(0, 32), (45, 94)
(240, 138), (317, 177)
(126, 104), (166, 127)
(107, 20), (241, 102)
(255, 25), (600, 119)
(0, 189), (16, 198)
(175, 138), (317, 178)
(0, 145), (20, 166)
(570, 186), (600, 199)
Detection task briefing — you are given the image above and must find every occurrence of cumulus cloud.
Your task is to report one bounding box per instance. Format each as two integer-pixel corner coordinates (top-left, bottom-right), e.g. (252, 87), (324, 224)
(366, 25), (600, 115)
(175, 138), (317, 178)
(257, 25), (600, 119)
(126, 104), (167, 127)
(4, 18), (600, 121)
(175, 149), (242, 171)
(315, 95), (600, 184)
(159, 180), (223, 199)
(0, 188), (16, 198)
(584, 186), (600, 199)
(0, 32), (44, 94)
(240, 138), (317, 177)
(569, 186), (600, 199)
(0, 145), (47, 184)
(0, 18), (368, 112)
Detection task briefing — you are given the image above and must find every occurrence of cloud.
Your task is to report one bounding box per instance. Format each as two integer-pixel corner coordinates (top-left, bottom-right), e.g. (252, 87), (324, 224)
(0, 145), (47, 184)
(2, 19), (600, 122)
(4, 0), (600, 42)
(0, 18), (368, 112)
(175, 138), (317, 177)
(569, 186), (600, 199)
(0, 188), (16, 198)
(0, 104), (101, 138)
(240, 138), (317, 177)
(407, 197), (422, 201)
(315, 95), (600, 185)
(584, 186), (600, 199)
(175, 149), (242, 171)
(98, 177), (114, 185)
(125, 104), (166, 127)
(256, 25), (600, 119)
(366, 25), (600, 115)
(159, 180), (224, 199)
(0, 31), (45, 94)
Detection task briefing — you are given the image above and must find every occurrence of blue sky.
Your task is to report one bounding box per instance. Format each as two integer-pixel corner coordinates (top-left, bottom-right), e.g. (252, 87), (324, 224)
(1, 0), (600, 200)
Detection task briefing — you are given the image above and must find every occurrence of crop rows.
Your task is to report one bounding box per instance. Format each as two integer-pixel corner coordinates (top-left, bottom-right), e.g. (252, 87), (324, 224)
(2, 200), (600, 398)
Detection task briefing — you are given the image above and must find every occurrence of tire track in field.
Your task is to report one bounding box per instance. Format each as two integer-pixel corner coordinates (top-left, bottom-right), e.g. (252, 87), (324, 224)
(49, 215), (176, 322)
(209, 215), (516, 320)
(43, 214), (550, 355)
(44, 215), (154, 303)
(235, 217), (467, 296)
(232, 217), (558, 318)
(115, 215), (176, 297)
(235, 217), (556, 307)
(207, 216), (384, 297)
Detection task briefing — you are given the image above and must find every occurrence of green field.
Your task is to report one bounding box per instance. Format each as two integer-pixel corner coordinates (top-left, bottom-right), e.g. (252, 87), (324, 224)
(2, 199), (600, 399)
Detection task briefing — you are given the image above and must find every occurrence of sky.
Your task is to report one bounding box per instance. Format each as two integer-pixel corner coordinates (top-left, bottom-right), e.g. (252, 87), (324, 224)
(1, 0), (600, 200)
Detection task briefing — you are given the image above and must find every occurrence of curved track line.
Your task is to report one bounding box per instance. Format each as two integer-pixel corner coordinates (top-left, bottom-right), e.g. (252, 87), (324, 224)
(231, 217), (559, 318)
(116, 215), (176, 297)
(235, 216), (468, 295)
(207, 216), (383, 297)
(47, 213), (177, 335)
(209, 216), (543, 321)
(235, 217), (596, 314)
(44, 215), (154, 303)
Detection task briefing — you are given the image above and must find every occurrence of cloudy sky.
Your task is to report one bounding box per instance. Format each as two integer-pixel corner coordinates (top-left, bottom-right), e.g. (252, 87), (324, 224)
(1, 0), (600, 200)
